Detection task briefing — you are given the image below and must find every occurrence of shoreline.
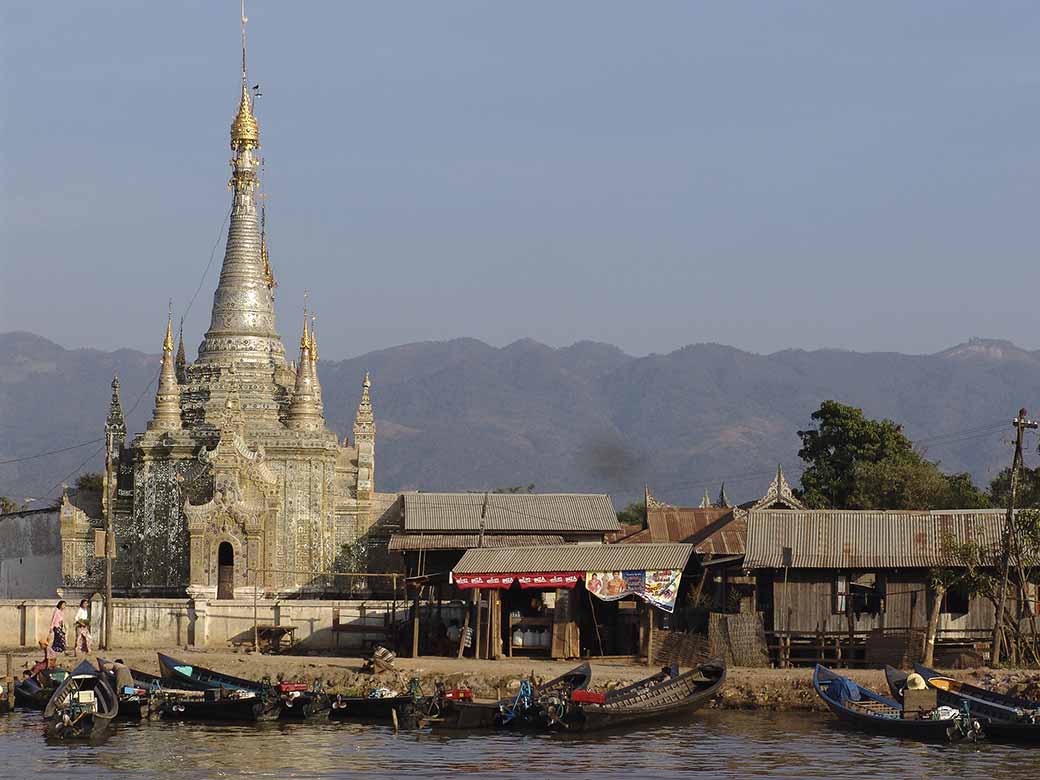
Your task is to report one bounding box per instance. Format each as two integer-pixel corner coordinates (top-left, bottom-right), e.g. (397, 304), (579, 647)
(5, 646), (1023, 712)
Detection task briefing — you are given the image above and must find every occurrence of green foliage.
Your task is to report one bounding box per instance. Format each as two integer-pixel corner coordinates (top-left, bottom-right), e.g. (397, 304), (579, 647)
(0, 496), (20, 514)
(74, 472), (104, 493)
(616, 501), (648, 528)
(798, 400), (990, 510)
(989, 466), (1040, 509)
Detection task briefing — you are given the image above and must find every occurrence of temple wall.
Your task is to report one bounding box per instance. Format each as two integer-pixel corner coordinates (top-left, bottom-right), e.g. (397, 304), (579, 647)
(0, 598), (413, 653)
(0, 509), (62, 599)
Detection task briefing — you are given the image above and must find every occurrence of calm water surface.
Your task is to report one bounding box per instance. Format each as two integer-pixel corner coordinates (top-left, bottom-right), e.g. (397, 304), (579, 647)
(2, 709), (1038, 780)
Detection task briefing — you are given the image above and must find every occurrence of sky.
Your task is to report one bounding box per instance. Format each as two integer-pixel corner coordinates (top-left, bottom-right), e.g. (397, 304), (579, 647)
(2, 2), (1040, 360)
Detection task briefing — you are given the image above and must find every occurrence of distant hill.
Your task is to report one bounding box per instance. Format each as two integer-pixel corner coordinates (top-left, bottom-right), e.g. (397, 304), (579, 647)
(0, 332), (1030, 507)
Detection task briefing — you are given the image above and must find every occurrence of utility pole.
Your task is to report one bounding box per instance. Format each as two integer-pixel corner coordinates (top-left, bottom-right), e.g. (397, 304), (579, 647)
(991, 409), (1037, 666)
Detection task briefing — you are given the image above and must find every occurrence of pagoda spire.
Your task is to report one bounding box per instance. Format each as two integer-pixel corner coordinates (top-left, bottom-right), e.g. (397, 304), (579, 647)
(175, 318), (187, 384)
(197, 1), (284, 367)
(148, 312), (183, 431)
(699, 488), (712, 509)
(717, 482), (731, 508)
(286, 313), (324, 430)
(353, 372), (376, 499)
(105, 375), (127, 440)
(353, 372), (375, 442)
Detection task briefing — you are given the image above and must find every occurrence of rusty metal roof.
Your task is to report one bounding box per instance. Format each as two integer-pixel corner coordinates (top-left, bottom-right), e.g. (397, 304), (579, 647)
(402, 493), (621, 533)
(744, 509), (1008, 569)
(453, 543), (695, 574)
(619, 507), (747, 556)
(388, 533), (566, 551)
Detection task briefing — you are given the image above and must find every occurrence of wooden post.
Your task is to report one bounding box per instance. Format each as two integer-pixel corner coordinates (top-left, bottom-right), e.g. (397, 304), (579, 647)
(646, 607), (654, 667)
(474, 590), (483, 660)
(411, 586), (421, 658)
(5, 653), (13, 710)
(923, 582), (945, 667)
(457, 590), (474, 659)
(992, 410), (1037, 666)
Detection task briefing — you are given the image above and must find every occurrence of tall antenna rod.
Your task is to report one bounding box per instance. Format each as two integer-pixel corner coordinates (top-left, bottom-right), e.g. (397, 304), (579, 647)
(241, 0), (248, 90)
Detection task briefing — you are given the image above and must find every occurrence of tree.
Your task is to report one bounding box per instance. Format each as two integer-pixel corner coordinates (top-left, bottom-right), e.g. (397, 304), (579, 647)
(74, 473), (104, 493)
(798, 401), (918, 509)
(0, 496), (20, 514)
(616, 501), (647, 528)
(989, 465), (1040, 509)
(798, 401), (990, 510)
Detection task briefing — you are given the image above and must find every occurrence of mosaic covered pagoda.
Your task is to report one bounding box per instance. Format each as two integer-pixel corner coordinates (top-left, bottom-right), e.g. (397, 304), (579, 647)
(61, 16), (378, 598)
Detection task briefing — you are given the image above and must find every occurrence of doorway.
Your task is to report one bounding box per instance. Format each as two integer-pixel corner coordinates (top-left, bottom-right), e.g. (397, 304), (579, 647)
(217, 542), (235, 600)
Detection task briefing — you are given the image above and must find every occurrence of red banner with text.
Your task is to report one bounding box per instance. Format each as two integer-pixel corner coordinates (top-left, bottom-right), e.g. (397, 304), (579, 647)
(454, 572), (583, 590)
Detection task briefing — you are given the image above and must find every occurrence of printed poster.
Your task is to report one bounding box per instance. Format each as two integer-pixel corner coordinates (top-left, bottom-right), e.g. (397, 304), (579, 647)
(585, 569), (683, 612)
(643, 569), (682, 613)
(585, 571), (644, 600)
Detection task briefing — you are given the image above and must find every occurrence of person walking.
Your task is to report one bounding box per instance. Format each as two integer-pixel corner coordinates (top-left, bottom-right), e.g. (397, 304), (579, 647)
(74, 599), (91, 655)
(50, 600), (68, 655)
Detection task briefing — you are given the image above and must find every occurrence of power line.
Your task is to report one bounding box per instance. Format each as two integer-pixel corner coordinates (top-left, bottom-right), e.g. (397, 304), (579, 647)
(0, 439), (104, 466)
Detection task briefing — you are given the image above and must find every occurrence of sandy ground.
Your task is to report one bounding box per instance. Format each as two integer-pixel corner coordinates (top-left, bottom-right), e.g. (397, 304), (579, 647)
(1, 645), (937, 711)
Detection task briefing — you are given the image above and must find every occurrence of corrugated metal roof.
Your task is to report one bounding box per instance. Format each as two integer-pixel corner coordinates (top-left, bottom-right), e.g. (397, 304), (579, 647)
(453, 543), (694, 574)
(744, 509), (1007, 569)
(402, 493), (621, 533)
(388, 533), (566, 551)
(619, 507), (747, 556)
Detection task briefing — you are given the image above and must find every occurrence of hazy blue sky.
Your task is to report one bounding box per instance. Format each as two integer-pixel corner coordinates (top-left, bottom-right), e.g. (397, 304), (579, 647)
(3, 2), (1040, 360)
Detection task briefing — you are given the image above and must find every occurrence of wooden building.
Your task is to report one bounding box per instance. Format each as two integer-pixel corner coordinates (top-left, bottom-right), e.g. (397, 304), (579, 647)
(744, 508), (1008, 666)
(389, 492), (622, 581)
(449, 543), (695, 663)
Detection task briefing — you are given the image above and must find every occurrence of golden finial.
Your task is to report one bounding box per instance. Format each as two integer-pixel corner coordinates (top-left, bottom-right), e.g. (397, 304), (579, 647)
(363, 371), (371, 389)
(310, 315), (319, 361)
(260, 163), (276, 289)
(230, 1), (259, 151)
(163, 303), (174, 352)
(299, 297), (311, 354)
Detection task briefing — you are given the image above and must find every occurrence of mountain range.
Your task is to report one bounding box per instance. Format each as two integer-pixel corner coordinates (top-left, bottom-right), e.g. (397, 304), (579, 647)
(1, 331), (1034, 508)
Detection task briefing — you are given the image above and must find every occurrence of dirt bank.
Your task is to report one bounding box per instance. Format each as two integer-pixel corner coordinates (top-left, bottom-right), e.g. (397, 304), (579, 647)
(3, 646), (1033, 712)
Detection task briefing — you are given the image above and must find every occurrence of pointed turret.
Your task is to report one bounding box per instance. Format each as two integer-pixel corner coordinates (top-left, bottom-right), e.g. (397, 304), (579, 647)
(148, 314), (183, 431)
(175, 324), (187, 384)
(103, 375), (126, 519)
(699, 488), (712, 509)
(286, 316), (324, 430)
(105, 375), (127, 441)
(309, 316), (323, 405)
(353, 372), (375, 499)
(717, 483), (731, 508)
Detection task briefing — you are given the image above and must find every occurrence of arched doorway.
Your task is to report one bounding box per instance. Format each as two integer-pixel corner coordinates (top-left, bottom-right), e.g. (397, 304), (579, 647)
(217, 542), (235, 600)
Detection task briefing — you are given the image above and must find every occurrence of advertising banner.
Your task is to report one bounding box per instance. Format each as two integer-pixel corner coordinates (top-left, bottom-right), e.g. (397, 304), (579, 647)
(585, 571), (643, 600)
(453, 573), (516, 589)
(585, 569), (683, 612)
(517, 572), (582, 589)
(454, 572), (583, 589)
(642, 569), (682, 612)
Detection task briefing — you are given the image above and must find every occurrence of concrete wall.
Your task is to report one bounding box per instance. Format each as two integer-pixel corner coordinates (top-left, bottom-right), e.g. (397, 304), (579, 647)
(0, 509), (62, 598)
(0, 597), (463, 654)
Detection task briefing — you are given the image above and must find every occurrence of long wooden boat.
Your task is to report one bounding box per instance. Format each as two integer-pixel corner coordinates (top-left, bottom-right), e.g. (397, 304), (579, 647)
(523, 659), (726, 732)
(814, 665), (978, 742)
(158, 653), (328, 720)
(14, 668), (65, 711)
(43, 660), (119, 742)
(886, 664), (1040, 743)
(156, 653), (280, 721)
(329, 692), (419, 723)
(427, 662), (592, 730)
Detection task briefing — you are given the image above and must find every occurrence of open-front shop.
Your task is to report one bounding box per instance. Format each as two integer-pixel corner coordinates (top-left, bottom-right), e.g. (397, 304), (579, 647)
(449, 543), (696, 664)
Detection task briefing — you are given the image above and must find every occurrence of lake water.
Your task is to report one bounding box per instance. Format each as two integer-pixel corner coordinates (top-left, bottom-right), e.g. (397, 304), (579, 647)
(2, 708), (1038, 780)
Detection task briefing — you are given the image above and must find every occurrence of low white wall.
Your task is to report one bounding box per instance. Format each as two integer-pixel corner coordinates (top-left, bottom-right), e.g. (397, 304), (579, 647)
(0, 597), (463, 653)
